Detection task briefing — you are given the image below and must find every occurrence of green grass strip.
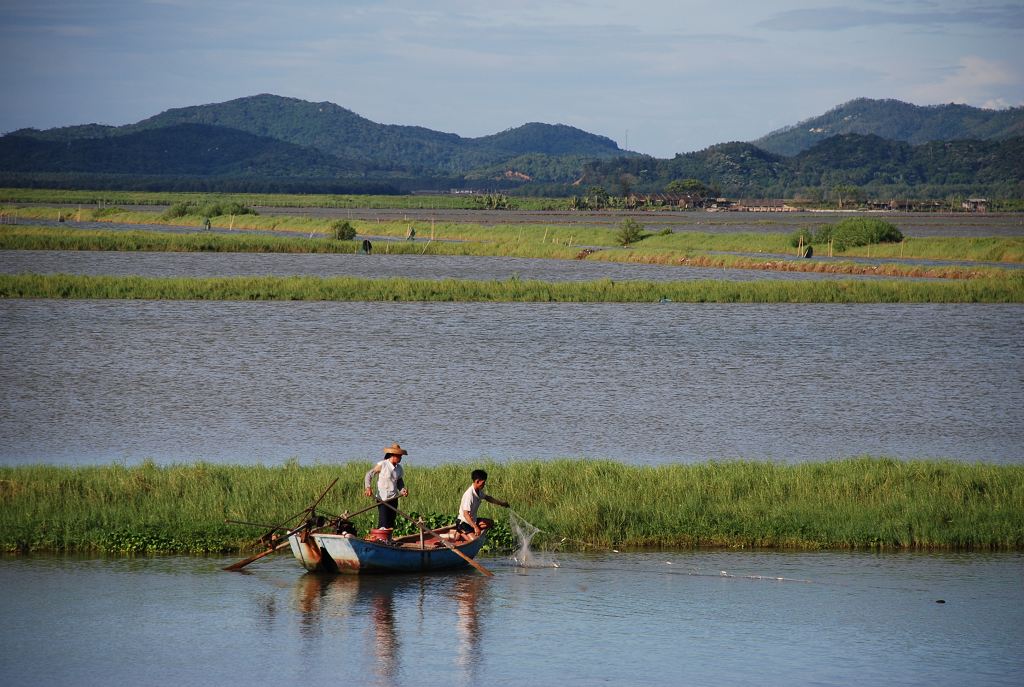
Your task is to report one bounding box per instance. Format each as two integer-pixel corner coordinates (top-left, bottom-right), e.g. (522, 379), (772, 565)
(1, 458), (1021, 554)
(2, 273), (1022, 303)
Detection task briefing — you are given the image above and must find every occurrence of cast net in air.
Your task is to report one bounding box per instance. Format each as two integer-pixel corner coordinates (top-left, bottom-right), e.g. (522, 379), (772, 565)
(508, 510), (558, 568)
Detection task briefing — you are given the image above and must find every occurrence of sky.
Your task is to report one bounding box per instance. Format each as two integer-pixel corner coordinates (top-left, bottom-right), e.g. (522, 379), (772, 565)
(0, 0), (1022, 158)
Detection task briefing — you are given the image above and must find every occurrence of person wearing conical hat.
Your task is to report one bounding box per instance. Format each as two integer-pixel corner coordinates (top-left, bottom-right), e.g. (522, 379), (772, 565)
(364, 443), (409, 531)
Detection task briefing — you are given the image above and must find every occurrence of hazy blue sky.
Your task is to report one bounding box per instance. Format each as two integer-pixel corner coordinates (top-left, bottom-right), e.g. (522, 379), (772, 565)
(1, 0), (1021, 157)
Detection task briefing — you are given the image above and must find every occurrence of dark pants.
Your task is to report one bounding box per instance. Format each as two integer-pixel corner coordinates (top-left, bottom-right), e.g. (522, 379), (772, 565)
(377, 498), (399, 529)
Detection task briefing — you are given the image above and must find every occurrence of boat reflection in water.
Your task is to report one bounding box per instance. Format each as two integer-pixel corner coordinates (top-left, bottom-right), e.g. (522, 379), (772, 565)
(290, 571), (488, 684)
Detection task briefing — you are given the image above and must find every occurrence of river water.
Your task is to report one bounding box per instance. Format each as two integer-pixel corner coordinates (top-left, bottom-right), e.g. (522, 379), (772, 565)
(1, 241), (1021, 686)
(1, 551), (1021, 686)
(14, 206), (1024, 236)
(0, 249), (898, 282)
(1, 299), (1021, 465)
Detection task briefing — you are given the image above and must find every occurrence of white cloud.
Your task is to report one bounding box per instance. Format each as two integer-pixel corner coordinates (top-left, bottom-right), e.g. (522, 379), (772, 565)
(908, 55), (1023, 106)
(982, 97), (1020, 110)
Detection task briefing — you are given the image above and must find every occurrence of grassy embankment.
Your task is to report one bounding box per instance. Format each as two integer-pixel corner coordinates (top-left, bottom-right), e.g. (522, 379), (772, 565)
(1, 459), (1021, 555)
(2, 272), (1023, 303)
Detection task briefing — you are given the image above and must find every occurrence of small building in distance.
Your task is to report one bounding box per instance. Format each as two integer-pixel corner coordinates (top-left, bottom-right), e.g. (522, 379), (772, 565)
(730, 199), (798, 212)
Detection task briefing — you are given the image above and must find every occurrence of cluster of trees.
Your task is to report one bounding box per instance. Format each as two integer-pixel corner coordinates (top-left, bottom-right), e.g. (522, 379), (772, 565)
(160, 200), (257, 220)
(789, 217), (904, 252)
(471, 193), (514, 209)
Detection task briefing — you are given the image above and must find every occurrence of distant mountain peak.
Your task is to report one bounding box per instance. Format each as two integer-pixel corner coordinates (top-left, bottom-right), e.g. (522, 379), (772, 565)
(753, 97), (1024, 156)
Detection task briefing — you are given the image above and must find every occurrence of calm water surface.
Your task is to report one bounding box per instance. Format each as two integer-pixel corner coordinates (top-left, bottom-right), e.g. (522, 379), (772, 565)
(23, 207), (1023, 236)
(0, 249), (901, 281)
(1, 300), (1020, 465)
(1, 551), (1021, 686)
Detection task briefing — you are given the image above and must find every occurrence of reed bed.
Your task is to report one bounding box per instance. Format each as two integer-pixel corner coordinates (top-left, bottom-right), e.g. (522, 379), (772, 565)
(2, 273), (1022, 303)
(588, 247), (1014, 280)
(0, 227), (583, 262)
(841, 236), (1024, 263)
(0, 226), (354, 254)
(1, 459), (1020, 554)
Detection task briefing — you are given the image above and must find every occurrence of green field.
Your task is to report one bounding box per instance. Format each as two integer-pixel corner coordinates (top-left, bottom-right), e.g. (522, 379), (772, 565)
(1, 459), (1021, 555)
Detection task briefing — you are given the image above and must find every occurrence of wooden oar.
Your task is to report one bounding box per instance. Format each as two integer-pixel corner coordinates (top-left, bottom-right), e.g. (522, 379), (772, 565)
(222, 539), (293, 571)
(223, 477), (339, 571)
(380, 501), (494, 577)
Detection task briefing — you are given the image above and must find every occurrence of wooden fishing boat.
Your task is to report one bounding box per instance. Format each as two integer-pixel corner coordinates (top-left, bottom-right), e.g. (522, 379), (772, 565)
(288, 525), (488, 574)
(223, 479), (495, 576)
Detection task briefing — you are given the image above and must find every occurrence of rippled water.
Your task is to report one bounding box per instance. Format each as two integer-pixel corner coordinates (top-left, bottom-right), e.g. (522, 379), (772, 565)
(1, 300), (1020, 465)
(1, 551), (1021, 686)
(0, 249), (898, 281)
(19, 207), (1024, 236)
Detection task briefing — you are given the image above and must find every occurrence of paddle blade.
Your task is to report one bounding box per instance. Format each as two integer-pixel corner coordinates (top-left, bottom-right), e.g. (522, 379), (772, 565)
(223, 540), (291, 571)
(438, 535), (493, 577)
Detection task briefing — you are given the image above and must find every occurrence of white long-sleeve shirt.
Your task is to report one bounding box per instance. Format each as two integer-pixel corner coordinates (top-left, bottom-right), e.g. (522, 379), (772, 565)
(365, 459), (405, 500)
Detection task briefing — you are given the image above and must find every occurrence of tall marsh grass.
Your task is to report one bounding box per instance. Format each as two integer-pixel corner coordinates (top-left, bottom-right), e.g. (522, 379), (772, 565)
(2, 273), (1022, 303)
(1, 459), (1020, 554)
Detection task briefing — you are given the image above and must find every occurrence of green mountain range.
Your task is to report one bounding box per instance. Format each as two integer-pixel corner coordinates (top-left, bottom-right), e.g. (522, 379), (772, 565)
(753, 97), (1024, 156)
(1, 94), (1022, 197)
(3, 94), (625, 182)
(580, 134), (1024, 199)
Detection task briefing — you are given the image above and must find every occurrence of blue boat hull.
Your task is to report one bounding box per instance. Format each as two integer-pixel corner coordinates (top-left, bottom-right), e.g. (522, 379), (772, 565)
(289, 531), (487, 574)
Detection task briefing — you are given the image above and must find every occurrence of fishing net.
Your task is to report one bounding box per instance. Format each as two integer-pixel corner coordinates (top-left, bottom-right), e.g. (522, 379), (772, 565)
(509, 510), (558, 568)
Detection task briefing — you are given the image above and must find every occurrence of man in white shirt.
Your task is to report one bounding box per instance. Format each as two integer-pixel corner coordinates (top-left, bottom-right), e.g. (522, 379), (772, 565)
(364, 442), (409, 531)
(455, 469), (510, 541)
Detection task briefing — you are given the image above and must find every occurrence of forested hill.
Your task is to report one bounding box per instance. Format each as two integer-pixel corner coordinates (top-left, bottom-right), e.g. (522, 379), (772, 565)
(753, 98), (1024, 156)
(0, 124), (381, 177)
(7, 94), (627, 178)
(580, 134), (1024, 198)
